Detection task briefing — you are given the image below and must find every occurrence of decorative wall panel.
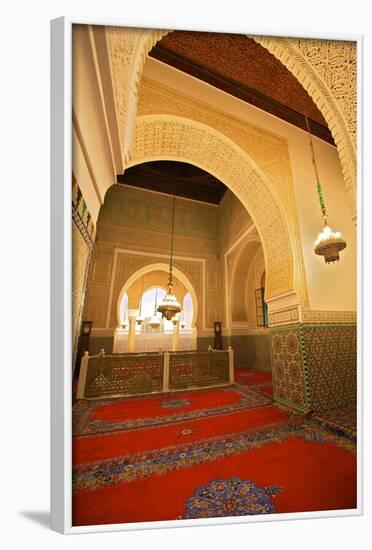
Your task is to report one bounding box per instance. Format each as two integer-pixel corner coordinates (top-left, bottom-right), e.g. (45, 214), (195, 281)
(72, 223), (92, 367)
(105, 27), (168, 165)
(131, 114), (296, 302)
(136, 79), (309, 305)
(72, 177), (95, 369)
(100, 184), (218, 240)
(254, 36), (357, 221)
(270, 325), (310, 411)
(270, 322), (357, 414)
(302, 324), (357, 411)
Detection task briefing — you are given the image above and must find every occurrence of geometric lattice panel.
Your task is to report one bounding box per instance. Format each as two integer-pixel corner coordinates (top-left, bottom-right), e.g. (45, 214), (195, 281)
(302, 324), (357, 412)
(85, 354), (164, 398)
(168, 351), (230, 390)
(270, 325), (310, 411)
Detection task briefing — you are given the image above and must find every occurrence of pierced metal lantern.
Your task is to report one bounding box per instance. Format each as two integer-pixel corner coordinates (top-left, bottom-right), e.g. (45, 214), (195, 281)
(157, 197), (181, 321)
(305, 112), (347, 264)
(158, 288), (181, 321)
(314, 225), (347, 263)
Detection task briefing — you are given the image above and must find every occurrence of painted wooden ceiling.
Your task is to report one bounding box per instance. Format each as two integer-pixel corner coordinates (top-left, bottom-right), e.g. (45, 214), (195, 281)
(150, 31), (333, 144)
(117, 161), (227, 205)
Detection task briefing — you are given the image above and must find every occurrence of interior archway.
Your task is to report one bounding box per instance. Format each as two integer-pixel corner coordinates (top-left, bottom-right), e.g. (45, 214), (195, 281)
(107, 28), (356, 221)
(230, 239), (262, 325)
(128, 114), (296, 304)
(116, 262), (199, 328)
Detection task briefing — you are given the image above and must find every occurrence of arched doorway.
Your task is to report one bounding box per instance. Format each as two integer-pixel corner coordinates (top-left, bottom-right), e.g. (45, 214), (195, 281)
(128, 114), (298, 305)
(105, 28), (356, 222)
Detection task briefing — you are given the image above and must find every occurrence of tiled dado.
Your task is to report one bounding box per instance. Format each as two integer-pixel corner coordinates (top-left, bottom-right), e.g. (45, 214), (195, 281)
(270, 322), (357, 413)
(302, 323), (357, 412)
(270, 325), (309, 412)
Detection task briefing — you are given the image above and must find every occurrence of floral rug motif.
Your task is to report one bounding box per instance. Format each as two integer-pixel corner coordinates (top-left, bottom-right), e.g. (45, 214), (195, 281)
(184, 477), (282, 518)
(160, 398), (192, 409)
(73, 385), (272, 437)
(72, 418), (355, 493)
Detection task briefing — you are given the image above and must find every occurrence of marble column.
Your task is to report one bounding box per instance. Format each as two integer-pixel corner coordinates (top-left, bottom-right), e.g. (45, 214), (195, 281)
(172, 320), (180, 352)
(127, 309), (139, 353)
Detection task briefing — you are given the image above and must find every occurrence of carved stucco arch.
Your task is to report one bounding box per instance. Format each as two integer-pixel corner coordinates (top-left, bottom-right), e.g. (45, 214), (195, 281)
(107, 28), (356, 222)
(106, 27), (169, 166)
(116, 262), (199, 327)
(128, 114), (296, 302)
(229, 238), (262, 325)
(252, 36), (357, 222)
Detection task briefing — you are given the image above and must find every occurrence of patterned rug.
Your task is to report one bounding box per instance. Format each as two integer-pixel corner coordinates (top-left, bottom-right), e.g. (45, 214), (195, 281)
(72, 416), (355, 492)
(234, 369), (273, 397)
(73, 384), (272, 437)
(72, 371), (357, 526)
(72, 413), (356, 525)
(313, 407), (357, 439)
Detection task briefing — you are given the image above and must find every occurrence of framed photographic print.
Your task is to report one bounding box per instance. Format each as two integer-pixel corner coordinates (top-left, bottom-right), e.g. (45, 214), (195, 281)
(51, 16), (362, 534)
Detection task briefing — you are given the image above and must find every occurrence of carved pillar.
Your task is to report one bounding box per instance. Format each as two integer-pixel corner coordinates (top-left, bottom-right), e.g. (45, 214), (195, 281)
(127, 308), (139, 353)
(172, 320), (180, 352)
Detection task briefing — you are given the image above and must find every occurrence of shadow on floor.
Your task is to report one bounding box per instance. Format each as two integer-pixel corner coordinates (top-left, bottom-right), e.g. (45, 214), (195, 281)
(19, 511), (50, 529)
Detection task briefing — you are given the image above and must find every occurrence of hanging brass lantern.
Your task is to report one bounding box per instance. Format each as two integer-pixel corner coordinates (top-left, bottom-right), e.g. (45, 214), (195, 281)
(305, 112), (347, 264)
(158, 197), (182, 320)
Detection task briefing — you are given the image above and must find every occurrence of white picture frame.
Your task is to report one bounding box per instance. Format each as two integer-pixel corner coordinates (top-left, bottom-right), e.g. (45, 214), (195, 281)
(51, 16), (363, 535)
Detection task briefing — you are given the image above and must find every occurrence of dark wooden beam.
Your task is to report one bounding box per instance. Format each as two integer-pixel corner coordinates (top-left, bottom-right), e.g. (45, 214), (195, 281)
(150, 44), (335, 145)
(117, 164), (227, 205)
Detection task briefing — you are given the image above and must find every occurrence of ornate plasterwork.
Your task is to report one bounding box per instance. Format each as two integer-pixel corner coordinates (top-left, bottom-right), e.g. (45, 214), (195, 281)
(302, 309), (356, 324)
(72, 221), (92, 367)
(105, 27), (169, 165)
(105, 29), (357, 221)
(130, 114), (297, 303)
(253, 36), (357, 222)
(90, 250), (203, 329)
(268, 306), (300, 328)
(136, 79), (309, 308)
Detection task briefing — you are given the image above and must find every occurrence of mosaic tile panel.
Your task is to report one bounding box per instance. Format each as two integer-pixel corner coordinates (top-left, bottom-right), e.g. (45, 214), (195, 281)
(302, 324), (357, 412)
(270, 326), (310, 412)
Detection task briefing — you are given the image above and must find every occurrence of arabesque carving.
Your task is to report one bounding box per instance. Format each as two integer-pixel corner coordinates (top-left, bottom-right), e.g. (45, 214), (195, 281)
(105, 27), (357, 222)
(253, 36), (357, 222)
(130, 114), (295, 302)
(105, 27), (169, 165)
(137, 79), (309, 308)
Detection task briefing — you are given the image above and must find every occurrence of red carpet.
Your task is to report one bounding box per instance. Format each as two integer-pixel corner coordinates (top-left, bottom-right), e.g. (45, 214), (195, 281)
(73, 436), (356, 525)
(73, 405), (286, 464)
(93, 387), (247, 421)
(234, 368), (273, 398)
(235, 369), (272, 385)
(73, 384), (271, 436)
(72, 370), (356, 526)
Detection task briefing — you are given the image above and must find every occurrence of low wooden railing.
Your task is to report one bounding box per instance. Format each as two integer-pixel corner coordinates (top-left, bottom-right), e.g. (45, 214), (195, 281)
(76, 348), (234, 399)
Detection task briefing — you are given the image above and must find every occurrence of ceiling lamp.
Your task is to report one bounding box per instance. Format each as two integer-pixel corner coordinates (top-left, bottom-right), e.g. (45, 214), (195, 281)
(305, 113), (347, 264)
(157, 197), (182, 320)
(136, 276), (145, 326)
(149, 288), (161, 329)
